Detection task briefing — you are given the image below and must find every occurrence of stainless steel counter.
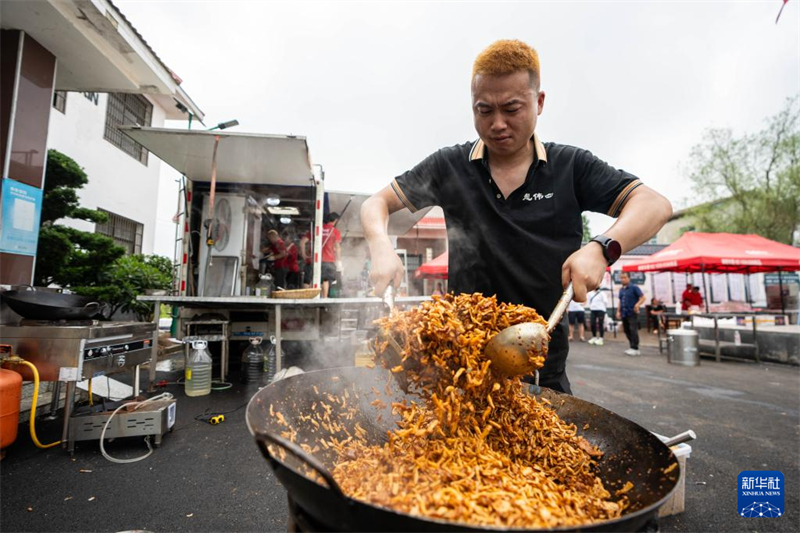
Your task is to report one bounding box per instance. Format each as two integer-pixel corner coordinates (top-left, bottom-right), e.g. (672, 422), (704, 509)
(137, 295), (431, 390)
(137, 295), (429, 307)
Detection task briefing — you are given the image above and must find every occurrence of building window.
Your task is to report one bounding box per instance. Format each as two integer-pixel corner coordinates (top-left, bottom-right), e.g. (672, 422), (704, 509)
(96, 209), (143, 255)
(52, 91), (67, 113)
(103, 93), (152, 164)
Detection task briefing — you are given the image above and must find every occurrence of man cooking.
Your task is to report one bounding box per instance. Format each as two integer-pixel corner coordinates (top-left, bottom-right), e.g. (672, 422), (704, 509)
(361, 40), (672, 393)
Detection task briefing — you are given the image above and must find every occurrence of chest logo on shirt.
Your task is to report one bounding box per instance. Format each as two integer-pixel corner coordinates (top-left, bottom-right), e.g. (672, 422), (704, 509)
(522, 192), (554, 202)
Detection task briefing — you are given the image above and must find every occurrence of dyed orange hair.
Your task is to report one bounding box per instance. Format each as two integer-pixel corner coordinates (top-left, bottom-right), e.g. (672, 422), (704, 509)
(472, 40), (540, 89)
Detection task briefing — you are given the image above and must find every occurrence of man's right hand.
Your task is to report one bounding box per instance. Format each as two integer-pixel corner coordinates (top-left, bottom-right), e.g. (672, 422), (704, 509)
(361, 185), (409, 297)
(369, 241), (405, 296)
(615, 310), (621, 320)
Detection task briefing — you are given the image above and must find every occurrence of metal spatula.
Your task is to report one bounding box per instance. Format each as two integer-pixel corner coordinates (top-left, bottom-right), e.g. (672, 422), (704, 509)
(485, 283), (574, 377)
(376, 285), (408, 391)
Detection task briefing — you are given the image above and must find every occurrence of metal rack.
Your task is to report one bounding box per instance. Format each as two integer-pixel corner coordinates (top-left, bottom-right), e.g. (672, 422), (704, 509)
(184, 318), (230, 381)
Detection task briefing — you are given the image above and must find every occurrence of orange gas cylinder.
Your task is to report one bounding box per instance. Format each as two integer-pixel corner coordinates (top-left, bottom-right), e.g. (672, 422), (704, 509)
(0, 368), (23, 449)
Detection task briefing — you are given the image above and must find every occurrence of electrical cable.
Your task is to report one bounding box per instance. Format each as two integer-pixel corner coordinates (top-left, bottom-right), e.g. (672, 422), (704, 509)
(99, 392), (174, 464)
(157, 378), (230, 391)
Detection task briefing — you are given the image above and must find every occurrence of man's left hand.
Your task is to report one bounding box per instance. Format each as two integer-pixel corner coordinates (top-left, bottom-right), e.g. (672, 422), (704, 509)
(561, 242), (607, 302)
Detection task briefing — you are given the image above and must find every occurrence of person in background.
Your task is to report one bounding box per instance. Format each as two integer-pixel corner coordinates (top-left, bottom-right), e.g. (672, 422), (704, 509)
(690, 286), (704, 310)
(432, 282), (444, 296)
(320, 212), (342, 297)
(648, 297), (666, 333)
(616, 272), (646, 356)
(262, 229), (288, 289)
(681, 283), (693, 312)
(284, 237), (300, 289)
(587, 289), (607, 346)
(567, 299), (586, 342)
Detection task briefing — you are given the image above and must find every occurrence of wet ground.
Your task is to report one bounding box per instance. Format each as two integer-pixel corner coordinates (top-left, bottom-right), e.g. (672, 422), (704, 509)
(2, 334), (798, 532)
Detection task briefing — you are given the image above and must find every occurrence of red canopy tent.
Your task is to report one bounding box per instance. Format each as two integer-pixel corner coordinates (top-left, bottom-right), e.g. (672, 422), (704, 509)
(415, 251), (448, 279)
(622, 232), (800, 312)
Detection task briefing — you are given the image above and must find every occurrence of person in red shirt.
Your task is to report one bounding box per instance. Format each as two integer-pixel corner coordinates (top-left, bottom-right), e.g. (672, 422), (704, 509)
(262, 229), (288, 289)
(284, 236), (300, 289)
(298, 213), (342, 296)
(320, 213), (342, 297)
(680, 283), (693, 312)
(690, 286), (704, 308)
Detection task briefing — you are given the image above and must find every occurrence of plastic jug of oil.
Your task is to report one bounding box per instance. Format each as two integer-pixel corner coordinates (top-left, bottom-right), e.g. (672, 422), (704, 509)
(185, 340), (212, 397)
(263, 335), (277, 383)
(241, 337), (264, 384)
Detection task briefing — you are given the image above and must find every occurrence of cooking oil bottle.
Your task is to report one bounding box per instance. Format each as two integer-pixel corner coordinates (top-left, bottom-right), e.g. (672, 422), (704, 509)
(185, 340), (212, 397)
(241, 337), (264, 384)
(264, 335), (277, 383)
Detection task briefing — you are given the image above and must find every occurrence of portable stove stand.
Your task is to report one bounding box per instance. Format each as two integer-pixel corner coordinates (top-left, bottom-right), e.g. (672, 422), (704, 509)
(1, 320), (167, 454)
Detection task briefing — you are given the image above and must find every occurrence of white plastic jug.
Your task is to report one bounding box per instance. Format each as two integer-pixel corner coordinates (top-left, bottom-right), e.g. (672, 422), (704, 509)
(185, 340), (212, 397)
(241, 337), (264, 384)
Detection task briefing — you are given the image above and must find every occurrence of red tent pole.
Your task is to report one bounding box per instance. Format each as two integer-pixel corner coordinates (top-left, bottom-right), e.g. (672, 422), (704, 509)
(701, 264), (710, 313)
(778, 268), (786, 315)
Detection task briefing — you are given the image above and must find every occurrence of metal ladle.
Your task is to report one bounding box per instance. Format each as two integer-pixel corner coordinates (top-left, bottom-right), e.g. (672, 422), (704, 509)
(485, 282), (574, 377)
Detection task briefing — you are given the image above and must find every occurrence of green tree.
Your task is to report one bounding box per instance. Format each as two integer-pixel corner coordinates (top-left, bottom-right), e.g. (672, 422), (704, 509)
(34, 150), (125, 286)
(77, 254), (173, 320)
(581, 213), (592, 242)
(686, 97), (800, 244)
(34, 150), (173, 320)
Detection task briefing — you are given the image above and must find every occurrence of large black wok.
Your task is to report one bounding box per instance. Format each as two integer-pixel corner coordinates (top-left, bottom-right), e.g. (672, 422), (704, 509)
(1, 287), (109, 320)
(247, 367), (680, 532)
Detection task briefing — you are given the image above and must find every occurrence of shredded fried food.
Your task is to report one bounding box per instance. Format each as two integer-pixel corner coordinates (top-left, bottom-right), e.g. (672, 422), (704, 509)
(275, 293), (626, 528)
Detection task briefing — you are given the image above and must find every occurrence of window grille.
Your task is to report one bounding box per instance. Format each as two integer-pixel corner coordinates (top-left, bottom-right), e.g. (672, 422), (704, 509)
(103, 93), (152, 164)
(96, 209), (144, 255)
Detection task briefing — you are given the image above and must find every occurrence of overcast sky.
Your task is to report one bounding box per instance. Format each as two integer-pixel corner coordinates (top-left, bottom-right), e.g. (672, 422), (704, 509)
(117, 0), (799, 251)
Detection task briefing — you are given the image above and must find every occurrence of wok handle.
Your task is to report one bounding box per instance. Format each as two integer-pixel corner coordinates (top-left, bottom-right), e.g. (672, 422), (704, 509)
(255, 431), (347, 500)
(663, 430), (696, 447)
(82, 302), (101, 312)
(547, 282), (574, 334)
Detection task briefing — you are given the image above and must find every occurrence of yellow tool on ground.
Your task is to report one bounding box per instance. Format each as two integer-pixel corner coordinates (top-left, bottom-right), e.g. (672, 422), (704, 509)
(196, 413), (225, 425)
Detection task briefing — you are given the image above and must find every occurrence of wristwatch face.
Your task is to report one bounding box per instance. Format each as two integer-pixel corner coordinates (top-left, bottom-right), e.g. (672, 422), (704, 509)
(606, 239), (622, 264)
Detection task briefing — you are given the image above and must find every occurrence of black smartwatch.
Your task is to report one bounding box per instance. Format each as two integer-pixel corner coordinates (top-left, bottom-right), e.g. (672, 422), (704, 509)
(590, 235), (622, 266)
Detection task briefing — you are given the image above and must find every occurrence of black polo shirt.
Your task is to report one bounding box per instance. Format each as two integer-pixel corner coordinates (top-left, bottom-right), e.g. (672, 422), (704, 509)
(391, 134), (641, 382)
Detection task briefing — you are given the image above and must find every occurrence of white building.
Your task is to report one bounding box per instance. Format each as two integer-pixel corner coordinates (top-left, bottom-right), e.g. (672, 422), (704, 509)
(2, 0), (204, 264)
(47, 90), (192, 256)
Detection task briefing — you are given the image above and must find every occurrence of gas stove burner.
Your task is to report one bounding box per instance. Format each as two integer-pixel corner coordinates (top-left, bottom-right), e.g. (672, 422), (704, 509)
(19, 318), (100, 327)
